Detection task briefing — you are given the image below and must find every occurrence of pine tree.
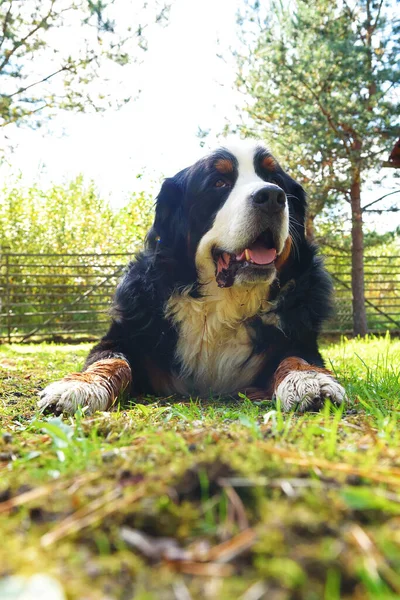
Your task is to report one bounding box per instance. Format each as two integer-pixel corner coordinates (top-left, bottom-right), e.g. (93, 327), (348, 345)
(235, 0), (400, 336)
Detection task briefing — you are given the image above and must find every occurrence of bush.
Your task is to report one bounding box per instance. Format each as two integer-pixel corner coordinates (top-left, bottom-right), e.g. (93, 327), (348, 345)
(0, 175), (154, 255)
(0, 177), (154, 341)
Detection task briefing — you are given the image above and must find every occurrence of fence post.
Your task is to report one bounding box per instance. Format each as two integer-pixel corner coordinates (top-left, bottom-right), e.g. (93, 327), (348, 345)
(5, 252), (11, 344)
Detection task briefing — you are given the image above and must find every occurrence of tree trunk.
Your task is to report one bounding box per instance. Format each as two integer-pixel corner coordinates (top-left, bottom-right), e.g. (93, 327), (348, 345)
(305, 213), (315, 242)
(350, 170), (368, 337)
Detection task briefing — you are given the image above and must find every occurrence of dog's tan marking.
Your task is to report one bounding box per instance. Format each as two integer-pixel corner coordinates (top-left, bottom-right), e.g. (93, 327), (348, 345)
(262, 155), (277, 171)
(274, 357), (331, 387)
(145, 358), (186, 396)
(66, 358), (131, 400)
(215, 158), (234, 174)
(166, 280), (275, 395)
(275, 236), (292, 270)
(38, 358), (132, 414)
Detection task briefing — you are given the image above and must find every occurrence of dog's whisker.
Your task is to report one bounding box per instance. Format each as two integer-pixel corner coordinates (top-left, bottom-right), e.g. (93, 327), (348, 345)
(288, 223), (301, 261)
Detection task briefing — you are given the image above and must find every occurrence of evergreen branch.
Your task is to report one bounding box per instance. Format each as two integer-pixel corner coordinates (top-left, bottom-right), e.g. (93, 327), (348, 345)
(364, 206), (400, 214)
(372, 0), (385, 33)
(333, 188), (351, 203)
(315, 239), (350, 253)
(342, 0), (366, 46)
(361, 190), (400, 212)
(283, 62), (351, 156)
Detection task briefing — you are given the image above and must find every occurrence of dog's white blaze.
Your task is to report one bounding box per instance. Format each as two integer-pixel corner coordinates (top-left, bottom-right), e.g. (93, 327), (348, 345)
(196, 140), (289, 284)
(167, 140), (289, 396)
(275, 370), (347, 412)
(166, 284), (278, 395)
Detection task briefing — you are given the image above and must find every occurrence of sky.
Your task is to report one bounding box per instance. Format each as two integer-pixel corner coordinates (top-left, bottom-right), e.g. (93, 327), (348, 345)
(1, 0), (243, 205)
(0, 0), (398, 231)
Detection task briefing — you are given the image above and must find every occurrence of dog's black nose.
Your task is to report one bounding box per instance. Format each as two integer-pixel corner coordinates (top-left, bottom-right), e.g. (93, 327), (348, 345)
(252, 185), (286, 213)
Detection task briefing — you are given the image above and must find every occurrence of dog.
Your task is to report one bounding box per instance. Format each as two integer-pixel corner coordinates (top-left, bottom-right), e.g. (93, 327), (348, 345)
(38, 139), (346, 415)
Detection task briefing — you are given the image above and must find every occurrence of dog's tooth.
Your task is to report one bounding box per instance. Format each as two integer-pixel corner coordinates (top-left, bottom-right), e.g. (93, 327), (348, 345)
(244, 249), (250, 261)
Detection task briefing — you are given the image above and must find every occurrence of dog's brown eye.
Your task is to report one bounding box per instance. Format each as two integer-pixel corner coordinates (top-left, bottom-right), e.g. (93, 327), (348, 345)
(215, 180), (229, 188)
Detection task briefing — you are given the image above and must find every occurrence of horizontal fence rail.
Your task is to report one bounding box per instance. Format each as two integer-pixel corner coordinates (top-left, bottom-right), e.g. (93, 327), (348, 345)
(0, 252), (399, 342)
(324, 255), (400, 333)
(0, 252), (131, 342)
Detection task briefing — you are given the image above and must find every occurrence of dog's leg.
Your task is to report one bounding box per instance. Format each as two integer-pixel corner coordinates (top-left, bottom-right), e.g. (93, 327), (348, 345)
(273, 357), (346, 412)
(38, 354), (132, 415)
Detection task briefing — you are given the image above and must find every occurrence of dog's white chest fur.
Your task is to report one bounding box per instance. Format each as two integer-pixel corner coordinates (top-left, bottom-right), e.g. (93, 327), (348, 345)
(166, 284), (273, 396)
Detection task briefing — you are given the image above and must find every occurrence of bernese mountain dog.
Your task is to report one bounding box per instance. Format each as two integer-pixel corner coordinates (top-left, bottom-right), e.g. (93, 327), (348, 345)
(38, 139), (346, 415)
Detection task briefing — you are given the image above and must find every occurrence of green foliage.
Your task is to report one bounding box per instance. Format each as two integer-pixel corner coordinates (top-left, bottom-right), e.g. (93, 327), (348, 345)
(235, 0), (400, 225)
(0, 175), (154, 254)
(0, 177), (154, 340)
(0, 0), (169, 134)
(317, 211), (400, 253)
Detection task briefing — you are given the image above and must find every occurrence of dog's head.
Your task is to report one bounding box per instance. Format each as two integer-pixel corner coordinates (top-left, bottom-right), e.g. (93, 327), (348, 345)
(149, 140), (307, 288)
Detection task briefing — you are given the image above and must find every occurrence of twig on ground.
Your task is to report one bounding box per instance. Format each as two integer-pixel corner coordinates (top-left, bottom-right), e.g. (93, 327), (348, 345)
(0, 472), (100, 514)
(219, 482), (249, 530)
(41, 485), (147, 547)
(205, 528), (256, 563)
(167, 561), (234, 577)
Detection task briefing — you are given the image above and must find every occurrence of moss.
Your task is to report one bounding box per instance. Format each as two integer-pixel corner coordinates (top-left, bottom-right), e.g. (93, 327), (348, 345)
(1, 336), (400, 598)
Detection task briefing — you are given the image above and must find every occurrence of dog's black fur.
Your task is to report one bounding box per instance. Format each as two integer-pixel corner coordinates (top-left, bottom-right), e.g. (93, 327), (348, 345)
(84, 145), (333, 398)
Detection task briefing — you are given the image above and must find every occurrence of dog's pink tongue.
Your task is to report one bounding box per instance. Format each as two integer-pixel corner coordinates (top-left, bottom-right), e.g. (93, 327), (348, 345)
(250, 245), (277, 264)
(237, 243), (277, 265)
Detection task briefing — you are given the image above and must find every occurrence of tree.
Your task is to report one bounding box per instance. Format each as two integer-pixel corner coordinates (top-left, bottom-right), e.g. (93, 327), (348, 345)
(235, 0), (400, 336)
(0, 0), (169, 131)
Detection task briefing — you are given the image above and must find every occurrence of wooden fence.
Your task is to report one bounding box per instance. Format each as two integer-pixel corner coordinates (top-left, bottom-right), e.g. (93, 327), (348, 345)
(0, 252), (399, 342)
(324, 254), (400, 333)
(0, 252), (129, 343)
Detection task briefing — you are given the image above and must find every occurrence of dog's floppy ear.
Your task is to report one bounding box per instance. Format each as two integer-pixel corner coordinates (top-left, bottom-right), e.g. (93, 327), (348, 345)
(147, 174), (186, 251)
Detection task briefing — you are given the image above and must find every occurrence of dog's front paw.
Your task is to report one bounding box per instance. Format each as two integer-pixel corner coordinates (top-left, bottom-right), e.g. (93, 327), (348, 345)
(275, 370), (347, 412)
(38, 378), (110, 415)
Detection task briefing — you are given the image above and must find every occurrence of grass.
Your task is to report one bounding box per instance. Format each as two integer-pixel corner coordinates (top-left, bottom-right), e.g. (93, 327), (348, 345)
(1, 335), (400, 599)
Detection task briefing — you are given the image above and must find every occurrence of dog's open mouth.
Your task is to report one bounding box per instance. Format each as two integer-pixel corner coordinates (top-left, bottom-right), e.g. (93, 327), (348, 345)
(214, 230), (278, 288)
